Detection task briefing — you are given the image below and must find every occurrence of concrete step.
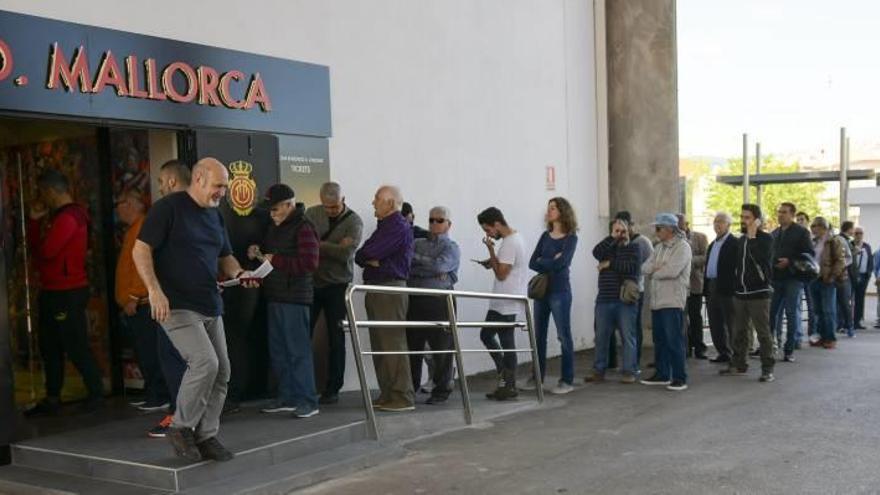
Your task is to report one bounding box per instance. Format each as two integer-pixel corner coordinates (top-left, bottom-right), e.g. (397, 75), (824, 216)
(10, 402), (368, 492)
(0, 465), (165, 495)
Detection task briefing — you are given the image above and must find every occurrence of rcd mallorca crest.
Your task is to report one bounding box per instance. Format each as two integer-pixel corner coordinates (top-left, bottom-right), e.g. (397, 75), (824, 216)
(228, 160), (257, 216)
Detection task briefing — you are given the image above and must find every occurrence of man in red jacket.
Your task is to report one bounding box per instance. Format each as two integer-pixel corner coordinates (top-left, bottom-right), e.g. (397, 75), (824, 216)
(24, 169), (103, 417)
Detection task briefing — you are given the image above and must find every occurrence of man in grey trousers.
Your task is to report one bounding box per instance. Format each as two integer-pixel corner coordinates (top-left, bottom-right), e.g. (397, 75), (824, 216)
(133, 157), (257, 462)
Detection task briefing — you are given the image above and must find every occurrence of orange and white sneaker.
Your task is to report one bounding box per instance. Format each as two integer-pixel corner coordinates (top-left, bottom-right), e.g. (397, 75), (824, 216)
(148, 415), (174, 438)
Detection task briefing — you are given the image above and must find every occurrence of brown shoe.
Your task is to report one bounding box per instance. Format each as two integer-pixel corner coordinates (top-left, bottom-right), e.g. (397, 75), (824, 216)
(620, 374), (636, 384)
(584, 371), (605, 383)
(822, 340), (837, 349)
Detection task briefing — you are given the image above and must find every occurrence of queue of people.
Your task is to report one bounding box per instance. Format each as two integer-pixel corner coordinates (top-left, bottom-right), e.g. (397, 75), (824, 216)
(20, 155), (879, 463)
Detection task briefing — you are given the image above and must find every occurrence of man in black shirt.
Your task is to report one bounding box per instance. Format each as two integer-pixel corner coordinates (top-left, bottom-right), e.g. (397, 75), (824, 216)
(769, 202), (814, 361)
(133, 157), (257, 463)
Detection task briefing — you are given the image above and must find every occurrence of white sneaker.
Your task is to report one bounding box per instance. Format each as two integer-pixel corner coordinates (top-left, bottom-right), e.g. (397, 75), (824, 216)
(550, 381), (574, 395)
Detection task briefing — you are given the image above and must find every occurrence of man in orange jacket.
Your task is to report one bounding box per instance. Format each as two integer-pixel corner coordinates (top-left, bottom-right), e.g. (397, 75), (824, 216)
(116, 189), (172, 414)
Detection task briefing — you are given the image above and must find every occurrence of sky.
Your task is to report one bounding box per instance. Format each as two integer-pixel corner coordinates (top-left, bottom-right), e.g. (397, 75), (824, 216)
(678, 0), (880, 160)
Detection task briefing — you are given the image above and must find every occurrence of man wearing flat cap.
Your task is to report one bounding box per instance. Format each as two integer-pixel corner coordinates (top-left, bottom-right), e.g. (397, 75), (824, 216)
(249, 184), (321, 419)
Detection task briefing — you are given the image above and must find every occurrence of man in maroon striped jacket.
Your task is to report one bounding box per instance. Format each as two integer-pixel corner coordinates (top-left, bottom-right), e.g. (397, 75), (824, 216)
(249, 184), (321, 419)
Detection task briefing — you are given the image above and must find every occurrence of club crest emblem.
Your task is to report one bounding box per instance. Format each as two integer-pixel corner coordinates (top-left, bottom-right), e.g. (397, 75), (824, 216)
(228, 160), (257, 216)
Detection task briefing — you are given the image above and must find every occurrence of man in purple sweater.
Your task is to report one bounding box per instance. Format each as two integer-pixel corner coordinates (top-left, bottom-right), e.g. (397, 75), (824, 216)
(355, 185), (415, 412)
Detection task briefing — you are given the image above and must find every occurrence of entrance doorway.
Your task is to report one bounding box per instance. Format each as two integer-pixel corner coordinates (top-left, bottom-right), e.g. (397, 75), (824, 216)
(0, 117), (180, 416)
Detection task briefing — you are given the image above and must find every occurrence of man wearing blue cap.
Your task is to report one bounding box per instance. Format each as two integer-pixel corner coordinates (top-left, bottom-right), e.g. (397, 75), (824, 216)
(640, 213), (692, 391)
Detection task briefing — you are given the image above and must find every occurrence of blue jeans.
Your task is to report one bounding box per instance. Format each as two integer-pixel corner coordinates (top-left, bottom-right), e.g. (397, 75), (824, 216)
(770, 279), (803, 355)
(810, 281), (837, 343)
(534, 291), (574, 384)
(651, 308), (687, 383)
(594, 300), (638, 375)
(268, 302), (318, 411)
(836, 278), (854, 336)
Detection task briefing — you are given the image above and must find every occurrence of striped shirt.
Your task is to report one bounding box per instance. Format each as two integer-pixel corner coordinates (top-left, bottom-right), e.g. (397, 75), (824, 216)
(592, 237), (641, 302)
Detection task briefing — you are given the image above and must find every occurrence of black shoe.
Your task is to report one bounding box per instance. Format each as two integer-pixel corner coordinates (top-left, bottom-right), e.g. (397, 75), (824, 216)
(221, 401), (241, 417)
(709, 355), (730, 363)
(719, 367), (748, 376)
(196, 436), (234, 462)
(749, 349), (761, 358)
(694, 353), (708, 360)
(319, 393), (339, 405)
(783, 354), (795, 363)
(24, 398), (61, 418)
(487, 386), (518, 401)
(425, 394), (449, 405)
(640, 374), (671, 386)
(666, 380), (688, 391)
(168, 427), (202, 462)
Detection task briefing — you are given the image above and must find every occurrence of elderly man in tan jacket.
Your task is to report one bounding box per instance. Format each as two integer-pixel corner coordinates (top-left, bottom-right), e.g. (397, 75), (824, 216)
(641, 213), (692, 392)
(677, 214), (708, 359)
(809, 216), (846, 349)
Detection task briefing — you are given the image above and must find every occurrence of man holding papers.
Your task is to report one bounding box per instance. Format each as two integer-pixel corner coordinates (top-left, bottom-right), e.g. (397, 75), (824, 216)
(249, 184), (321, 419)
(133, 157), (258, 463)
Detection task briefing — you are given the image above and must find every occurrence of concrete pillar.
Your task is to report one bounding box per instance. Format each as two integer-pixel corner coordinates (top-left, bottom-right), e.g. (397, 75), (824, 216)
(605, 0), (679, 232)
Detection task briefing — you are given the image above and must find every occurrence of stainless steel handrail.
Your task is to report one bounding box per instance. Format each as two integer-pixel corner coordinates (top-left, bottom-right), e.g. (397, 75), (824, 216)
(344, 283), (544, 440)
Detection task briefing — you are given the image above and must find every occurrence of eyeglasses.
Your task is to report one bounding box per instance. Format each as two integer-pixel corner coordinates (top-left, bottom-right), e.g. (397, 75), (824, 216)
(429, 218), (447, 224)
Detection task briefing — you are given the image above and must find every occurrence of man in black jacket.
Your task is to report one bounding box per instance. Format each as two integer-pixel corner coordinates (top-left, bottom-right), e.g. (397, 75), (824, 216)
(769, 202), (814, 361)
(704, 212), (737, 363)
(722, 204), (776, 383)
(852, 226), (873, 329)
(250, 184), (321, 419)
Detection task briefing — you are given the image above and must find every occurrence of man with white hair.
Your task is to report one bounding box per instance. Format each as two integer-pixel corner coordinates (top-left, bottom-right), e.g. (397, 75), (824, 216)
(355, 185), (416, 411)
(306, 182), (363, 405)
(406, 206), (460, 404)
(134, 157), (258, 462)
(704, 212), (738, 363)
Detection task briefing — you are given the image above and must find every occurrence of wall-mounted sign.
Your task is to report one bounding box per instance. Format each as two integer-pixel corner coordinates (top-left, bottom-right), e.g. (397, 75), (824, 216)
(0, 9), (331, 137)
(279, 135), (331, 208)
(546, 165), (556, 191)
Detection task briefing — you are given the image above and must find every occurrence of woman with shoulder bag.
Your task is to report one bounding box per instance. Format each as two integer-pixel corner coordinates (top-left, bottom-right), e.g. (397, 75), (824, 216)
(526, 197), (579, 394)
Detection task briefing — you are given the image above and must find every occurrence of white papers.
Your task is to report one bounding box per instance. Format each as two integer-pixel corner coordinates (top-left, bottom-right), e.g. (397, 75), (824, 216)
(219, 259), (274, 288)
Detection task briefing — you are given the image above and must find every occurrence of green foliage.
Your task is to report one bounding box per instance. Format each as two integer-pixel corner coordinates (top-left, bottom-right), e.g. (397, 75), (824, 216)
(706, 157), (837, 226)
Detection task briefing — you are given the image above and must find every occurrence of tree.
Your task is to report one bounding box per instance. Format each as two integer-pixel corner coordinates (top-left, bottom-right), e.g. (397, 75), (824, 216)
(706, 156), (836, 228)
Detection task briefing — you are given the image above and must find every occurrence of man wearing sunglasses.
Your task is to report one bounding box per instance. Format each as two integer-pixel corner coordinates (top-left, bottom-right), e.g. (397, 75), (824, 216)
(405, 207), (461, 404)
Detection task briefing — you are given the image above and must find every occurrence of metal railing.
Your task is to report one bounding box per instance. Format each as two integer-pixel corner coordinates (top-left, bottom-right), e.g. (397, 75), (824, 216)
(344, 284), (544, 440)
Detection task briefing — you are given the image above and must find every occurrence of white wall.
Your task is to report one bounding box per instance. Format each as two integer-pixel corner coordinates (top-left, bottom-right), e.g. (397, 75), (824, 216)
(1, 0), (603, 388)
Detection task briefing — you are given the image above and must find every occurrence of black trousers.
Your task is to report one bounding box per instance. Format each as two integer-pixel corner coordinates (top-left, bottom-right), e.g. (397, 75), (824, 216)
(406, 295), (454, 397)
(222, 285), (261, 404)
(127, 305), (169, 405)
(311, 284), (349, 396)
(705, 282), (734, 359)
(687, 294), (707, 355)
(38, 288), (103, 400)
(853, 274), (870, 326)
(479, 310), (518, 373)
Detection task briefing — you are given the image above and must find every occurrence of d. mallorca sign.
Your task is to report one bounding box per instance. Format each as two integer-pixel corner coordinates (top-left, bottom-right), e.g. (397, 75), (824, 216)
(0, 9), (330, 137)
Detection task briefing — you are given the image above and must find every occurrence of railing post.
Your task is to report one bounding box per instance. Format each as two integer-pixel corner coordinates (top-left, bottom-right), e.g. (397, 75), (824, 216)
(344, 285), (380, 440)
(524, 298), (544, 403)
(447, 294), (473, 425)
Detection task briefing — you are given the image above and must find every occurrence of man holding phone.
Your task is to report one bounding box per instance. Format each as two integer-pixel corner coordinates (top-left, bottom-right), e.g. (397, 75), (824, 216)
(722, 204), (776, 382)
(475, 207), (528, 400)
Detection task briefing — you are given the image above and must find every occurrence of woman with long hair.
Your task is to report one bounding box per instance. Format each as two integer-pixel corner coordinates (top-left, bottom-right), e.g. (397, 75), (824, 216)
(526, 197), (578, 394)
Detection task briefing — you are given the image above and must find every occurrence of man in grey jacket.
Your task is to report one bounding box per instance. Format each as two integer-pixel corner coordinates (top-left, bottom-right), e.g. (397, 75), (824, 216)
(640, 213), (692, 392)
(305, 182), (364, 405)
(406, 206), (461, 404)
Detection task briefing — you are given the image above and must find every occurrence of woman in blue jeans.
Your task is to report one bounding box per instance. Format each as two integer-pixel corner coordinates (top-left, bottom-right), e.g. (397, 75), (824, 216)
(527, 197), (578, 394)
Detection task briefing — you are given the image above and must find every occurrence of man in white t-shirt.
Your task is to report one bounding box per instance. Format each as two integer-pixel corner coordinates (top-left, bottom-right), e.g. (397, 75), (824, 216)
(476, 207), (528, 401)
